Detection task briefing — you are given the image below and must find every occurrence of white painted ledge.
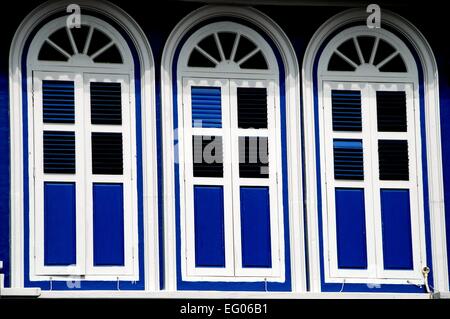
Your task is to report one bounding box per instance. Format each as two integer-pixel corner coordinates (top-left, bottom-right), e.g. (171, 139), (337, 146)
(36, 291), (433, 299)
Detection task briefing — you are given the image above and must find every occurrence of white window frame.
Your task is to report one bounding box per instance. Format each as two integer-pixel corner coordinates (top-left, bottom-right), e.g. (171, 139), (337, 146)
(181, 78), (284, 281)
(321, 81), (427, 284)
(177, 21), (285, 283)
(27, 16), (139, 281)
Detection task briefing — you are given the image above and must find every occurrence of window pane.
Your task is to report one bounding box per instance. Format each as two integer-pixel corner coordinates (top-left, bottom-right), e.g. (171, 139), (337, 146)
(92, 132), (123, 175)
(379, 140), (409, 181)
(237, 87), (268, 129)
(188, 48), (216, 68)
(192, 135), (223, 178)
(333, 139), (364, 180)
(336, 38), (360, 66)
(197, 34), (221, 63)
(43, 131), (76, 174)
(43, 80), (75, 124)
(240, 51), (268, 70)
(218, 32), (236, 60)
(234, 35), (257, 62)
(379, 54), (407, 72)
(91, 82), (122, 125)
(239, 136), (269, 178)
(328, 53), (356, 71)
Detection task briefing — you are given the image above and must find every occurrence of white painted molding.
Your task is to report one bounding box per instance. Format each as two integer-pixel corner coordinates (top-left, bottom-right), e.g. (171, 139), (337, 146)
(302, 8), (448, 293)
(161, 5), (305, 292)
(9, 0), (159, 290)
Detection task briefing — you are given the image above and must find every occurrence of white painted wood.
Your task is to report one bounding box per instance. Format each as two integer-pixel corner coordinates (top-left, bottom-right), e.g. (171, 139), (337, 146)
(161, 5), (305, 292)
(9, 0), (159, 290)
(321, 81), (426, 284)
(302, 9), (448, 292)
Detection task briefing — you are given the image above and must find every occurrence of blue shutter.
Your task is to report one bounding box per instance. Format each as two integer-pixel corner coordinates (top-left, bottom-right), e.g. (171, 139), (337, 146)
(378, 140), (409, 180)
(43, 80), (75, 124)
(44, 182), (76, 266)
(238, 136), (269, 178)
(92, 132), (123, 175)
(237, 87), (268, 129)
(331, 90), (362, 131)
(43, 131), (76, 174)
(194, 186), (226, 267)
(376, 91), (407, 132)
(333, 139), (364, 180)
(192, 135), (223, 178)
(191, 87), (222, 128)
(335, 188), (368, 269)
(93, 183), (125, 266)
(90, 82), (122, 125)
(380, 189), (414, 270)
(240, 187), (272, 268)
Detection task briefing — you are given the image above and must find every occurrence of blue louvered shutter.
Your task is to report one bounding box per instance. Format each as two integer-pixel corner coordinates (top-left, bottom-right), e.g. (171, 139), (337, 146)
(376, 91), (407, 132)
(333, 139), (364, 180)
(43, 131), (76, 174)
(91, 82), (122, 125)
(191, 87), (222, 128)
(331, 90), (362, 131)
(237, 87), (268, 129)
(43, 80), (75, 124)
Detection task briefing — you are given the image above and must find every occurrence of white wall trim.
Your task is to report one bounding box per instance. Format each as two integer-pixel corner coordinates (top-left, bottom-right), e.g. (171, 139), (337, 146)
(302, 8), (448, 293)
(9, 0), (159, 291)
(161, 5), (305, 292)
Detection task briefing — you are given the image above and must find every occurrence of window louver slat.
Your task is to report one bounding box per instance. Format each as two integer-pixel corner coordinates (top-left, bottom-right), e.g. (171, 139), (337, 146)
(191, 87), (222, 128)
(379, 140), (409, 180)
(92, 132), (123, 175)
(91, 82), (122, 125)
(376, 91), (407, 132)
(333, 139), (364, 180)
(192, 136), (223, 178)
(239, 136), (269, 178)
(332, 90), (362, 131)
(237, 87), (268, 129)
(43, 81), (75, 124)
(43, 131), (76, 174)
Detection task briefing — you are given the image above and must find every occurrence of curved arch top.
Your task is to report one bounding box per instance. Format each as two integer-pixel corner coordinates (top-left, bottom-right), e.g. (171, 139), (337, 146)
(318, 25), (417, 78)
(179, 21), (278, 74)
(302, 8), (448, 293)
(28, 15), (134, 69)
(8, 0), (159, 291)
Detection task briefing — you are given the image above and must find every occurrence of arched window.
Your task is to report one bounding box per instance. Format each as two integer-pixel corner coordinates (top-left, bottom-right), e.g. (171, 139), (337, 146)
(177, 21), (284, 282)
(27, 15), (138, 280)
(317, 26), (426, 284)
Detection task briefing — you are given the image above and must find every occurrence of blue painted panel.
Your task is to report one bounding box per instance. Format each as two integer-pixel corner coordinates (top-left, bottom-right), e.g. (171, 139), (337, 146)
(335, 188), (367, 269)
(380, 189), (413, 270)
(44, 182), (76, 266)
(93, 183), (125, 266)
(42, 81), (75, 124)
(191, 87), (222, 128)
(194, 186), (225, 267)
(240, 187), (272, 268)
(0, 73), (10, 286)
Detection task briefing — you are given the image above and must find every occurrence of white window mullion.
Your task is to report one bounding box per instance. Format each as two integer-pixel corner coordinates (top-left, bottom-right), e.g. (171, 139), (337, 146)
(365, 82), (383, 280)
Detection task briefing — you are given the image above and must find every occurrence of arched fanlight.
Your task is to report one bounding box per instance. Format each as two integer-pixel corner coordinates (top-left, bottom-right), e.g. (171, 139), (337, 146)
(38, 25), (123, 64)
